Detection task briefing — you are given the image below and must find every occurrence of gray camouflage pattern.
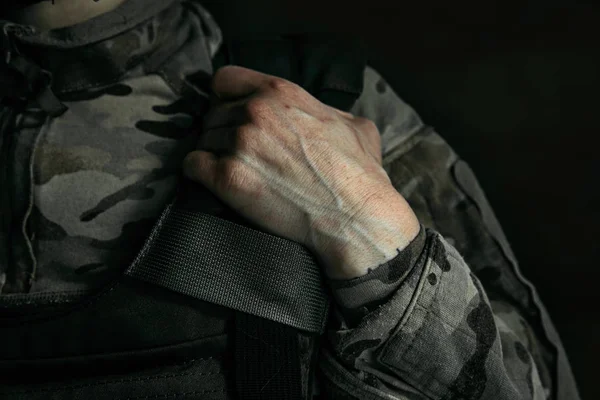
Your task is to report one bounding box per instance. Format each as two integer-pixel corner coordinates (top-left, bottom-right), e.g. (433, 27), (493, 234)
(30, 74), (196, 293)
(0, 0), (219, 296)
(314, 66), (581, 400)
(0, 1), (581, 399)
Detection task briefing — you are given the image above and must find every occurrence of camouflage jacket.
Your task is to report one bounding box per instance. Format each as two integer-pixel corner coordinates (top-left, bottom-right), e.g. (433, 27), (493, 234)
(0, 0), (580, 399)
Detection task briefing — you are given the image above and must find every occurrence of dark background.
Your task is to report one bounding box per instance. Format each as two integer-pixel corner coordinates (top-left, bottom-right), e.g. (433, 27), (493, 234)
(201, 0), (599, 398)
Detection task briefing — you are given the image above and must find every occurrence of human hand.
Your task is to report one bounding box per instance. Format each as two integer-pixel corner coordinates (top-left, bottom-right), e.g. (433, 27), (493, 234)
(183, 66), (419, 279)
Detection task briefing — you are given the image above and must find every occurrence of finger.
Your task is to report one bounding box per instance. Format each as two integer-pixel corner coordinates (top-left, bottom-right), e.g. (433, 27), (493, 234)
(182, 150), (219, 190)
(198, 126), (237, 156)
(329, 106), (355, 120)
(203, 99), (249, 131)
(212, 65), (270, 101)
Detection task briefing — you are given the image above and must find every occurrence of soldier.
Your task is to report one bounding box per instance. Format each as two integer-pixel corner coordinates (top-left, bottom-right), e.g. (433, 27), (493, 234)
(0, 1), (581, 399)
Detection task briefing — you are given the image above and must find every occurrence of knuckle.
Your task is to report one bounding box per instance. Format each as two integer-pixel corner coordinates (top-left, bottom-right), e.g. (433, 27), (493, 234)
(356, 117), (380, 139)
(245, 97), (271, 119)
(267, 77), (293, 93)
(355, 116), (378, 131)
(268, 78), (305, 100)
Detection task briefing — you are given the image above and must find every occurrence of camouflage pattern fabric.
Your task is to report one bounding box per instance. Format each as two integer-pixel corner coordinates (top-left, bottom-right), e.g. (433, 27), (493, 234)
(0, 0), (220, 297)
(315, 67), (581, 400)
(0, 1), (581, 399)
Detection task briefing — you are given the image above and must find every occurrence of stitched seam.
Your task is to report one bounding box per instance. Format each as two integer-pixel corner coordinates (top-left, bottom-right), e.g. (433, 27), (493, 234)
(336, 251), (428, 353)
(59, 74), (130, 95)
(382, 125), (433, 169)
(0, 295), (88, 307)
(424, 305), (501, 355)
(23, 115), (47, 287)
(2, 201), (172, 324)
(393, 316), (451, 395)
(371, 233), (436, 355)
(396, 245), (445, 361)
(393, 241), (502, 396)
(381, 237), (449, 397)
(0, 281), (121, 327)
(319, 348), (406, 400)
(7, 366), (218, 394)
(125, 389), (221, 400)
(12, 1), (176, 47)
(157, 70), (180, 97)
(416, 244), (501, 353)
(402, 303), (503, 365)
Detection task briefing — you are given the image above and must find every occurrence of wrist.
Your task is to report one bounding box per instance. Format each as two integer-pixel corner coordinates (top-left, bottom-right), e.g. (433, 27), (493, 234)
(311, 194), (420, 280)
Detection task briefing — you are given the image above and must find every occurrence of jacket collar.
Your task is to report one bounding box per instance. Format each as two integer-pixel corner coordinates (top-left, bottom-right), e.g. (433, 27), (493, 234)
(1, 0), (186, 95)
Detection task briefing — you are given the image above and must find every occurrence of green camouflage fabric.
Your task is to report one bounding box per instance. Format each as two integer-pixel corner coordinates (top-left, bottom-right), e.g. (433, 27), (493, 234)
(0, 1), (580, 399)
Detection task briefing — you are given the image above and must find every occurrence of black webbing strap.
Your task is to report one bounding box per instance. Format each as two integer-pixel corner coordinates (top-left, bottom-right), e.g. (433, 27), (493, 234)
(235, 313), (302, 400)
(126, 35), (365, 399)
(125, 203), (331, 335)
(212, 36), (365, 399)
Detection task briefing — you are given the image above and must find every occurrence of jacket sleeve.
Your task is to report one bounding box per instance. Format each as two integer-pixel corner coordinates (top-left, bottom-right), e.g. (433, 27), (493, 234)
(321, 226), (547, 400)
(314, 66), (581, 400)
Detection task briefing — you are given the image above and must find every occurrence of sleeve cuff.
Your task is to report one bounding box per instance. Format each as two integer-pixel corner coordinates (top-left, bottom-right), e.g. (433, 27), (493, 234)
(326, 224), (427, 328)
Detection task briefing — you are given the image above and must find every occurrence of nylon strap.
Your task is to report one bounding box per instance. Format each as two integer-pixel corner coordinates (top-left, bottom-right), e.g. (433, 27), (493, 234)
(125, 203), (331, 334)
(235, 312), (302, 400)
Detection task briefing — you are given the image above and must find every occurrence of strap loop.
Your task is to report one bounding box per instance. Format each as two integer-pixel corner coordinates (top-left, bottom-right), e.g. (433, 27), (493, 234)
(126, 203), (331, 334)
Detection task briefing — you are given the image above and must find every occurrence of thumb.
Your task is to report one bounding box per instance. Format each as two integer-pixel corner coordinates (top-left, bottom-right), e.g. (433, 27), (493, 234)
(211, 65), (270, 101)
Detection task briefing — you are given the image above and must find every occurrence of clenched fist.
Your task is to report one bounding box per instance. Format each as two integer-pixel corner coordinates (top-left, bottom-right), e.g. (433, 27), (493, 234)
(183, 66), (419, 279)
